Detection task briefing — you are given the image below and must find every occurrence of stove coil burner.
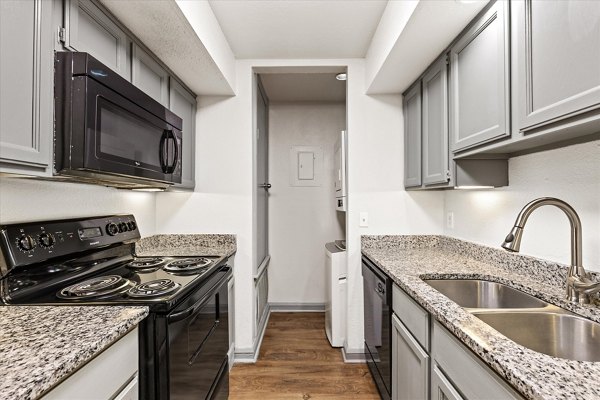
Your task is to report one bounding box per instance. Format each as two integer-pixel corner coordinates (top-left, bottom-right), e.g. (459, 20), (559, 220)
(127, 257), (165, 270)
(163, 258), (213, 274)
(127, 279), (181, 298)
(57, 275), (135, 299)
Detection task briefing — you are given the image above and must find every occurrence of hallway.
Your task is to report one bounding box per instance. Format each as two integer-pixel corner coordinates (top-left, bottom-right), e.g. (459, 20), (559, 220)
(230, 312), (380, 399)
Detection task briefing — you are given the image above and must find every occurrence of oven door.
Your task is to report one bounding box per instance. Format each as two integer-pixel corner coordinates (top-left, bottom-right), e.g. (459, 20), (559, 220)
(167, 272), (230, 400)
(363, 258), (392, 399)
(71, 75), (182, 183)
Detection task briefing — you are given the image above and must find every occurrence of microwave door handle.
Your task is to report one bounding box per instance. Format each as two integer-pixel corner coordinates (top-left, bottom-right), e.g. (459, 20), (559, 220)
(159, 130), (168, 173)
(167, 130), (179, 174)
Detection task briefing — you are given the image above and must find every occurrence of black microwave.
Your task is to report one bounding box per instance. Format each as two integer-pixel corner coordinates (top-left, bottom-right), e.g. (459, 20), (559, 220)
(54, 52), (182, 189)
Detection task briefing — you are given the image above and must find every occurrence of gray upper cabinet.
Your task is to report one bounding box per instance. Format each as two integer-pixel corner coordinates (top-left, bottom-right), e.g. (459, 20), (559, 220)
(422, 56), (449, 186)
(403, 82), (422, 188)
(64, 0), (130, 79)
(132, 44), (169, 106)
(516, 0), (600, 131)
(169, 78), (196, 190)
(450, 0), (510, 153)
(0, 0), (53, 173)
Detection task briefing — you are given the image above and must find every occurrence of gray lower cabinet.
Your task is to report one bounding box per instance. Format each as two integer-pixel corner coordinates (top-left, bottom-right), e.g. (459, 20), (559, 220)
(392, 284), (523, 400)
(391, 314), (429, 400)
(169, 78), (196, 190)
(63, 0), (130, 80)
(515, 0), (600, 131)
(432, 320), (523, 400)
(403, 82), (422, 188)
(422, 56), (449, 186)
(430, 363), (463, 400)
(449, 0), (510, 152)
(0, 0), (53, 174)
(132, 44), (169, 106)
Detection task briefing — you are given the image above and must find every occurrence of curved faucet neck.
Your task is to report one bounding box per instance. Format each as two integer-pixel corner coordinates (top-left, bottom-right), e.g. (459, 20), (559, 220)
(514, 197), (584, 276)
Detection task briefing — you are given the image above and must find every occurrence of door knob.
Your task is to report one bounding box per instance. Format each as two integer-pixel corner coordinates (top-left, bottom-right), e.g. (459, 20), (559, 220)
(259, 183), (272, 189)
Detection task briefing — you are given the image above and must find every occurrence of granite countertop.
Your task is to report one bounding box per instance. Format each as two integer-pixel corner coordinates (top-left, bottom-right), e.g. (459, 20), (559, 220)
(136, 234), (237, 259)
(362, 235), (600, 400)
(0, 305), (148, 400)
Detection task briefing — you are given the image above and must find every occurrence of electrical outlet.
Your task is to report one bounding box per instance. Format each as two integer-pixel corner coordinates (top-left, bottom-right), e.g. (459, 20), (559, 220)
(446, 212), (454, 229)
(360, 212), (369, 227)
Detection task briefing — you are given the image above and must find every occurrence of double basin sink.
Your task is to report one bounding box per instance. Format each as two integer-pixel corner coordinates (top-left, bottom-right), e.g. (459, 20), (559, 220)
(424, 279), (600, 362)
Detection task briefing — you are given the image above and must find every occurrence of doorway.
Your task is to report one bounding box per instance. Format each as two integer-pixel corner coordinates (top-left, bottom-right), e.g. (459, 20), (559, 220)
(253, 69), (347, 321)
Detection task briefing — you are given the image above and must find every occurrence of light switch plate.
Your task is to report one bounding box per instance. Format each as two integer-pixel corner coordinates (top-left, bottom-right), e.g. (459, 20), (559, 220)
(360, 212), (369, 227)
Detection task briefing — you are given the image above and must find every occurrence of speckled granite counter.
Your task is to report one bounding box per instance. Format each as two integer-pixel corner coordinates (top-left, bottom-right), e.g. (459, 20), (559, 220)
(0, 306), (148, 400)
(136, 234), (236, 258)
(362, 235), (600, 400)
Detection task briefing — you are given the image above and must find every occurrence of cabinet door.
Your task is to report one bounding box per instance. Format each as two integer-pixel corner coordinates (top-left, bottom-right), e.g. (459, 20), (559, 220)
(431, 364), (464, 400)
(391, 314), (429, 400)
(64, 0), (129, 79)
(422, 56), (449, 186)
(517, 0), (600, 131)
(403, 82), (422, 188)
(132, 44), (169, 106)
(169, 78), (196, 189)
(449, 0), (510, 152)
(0, 0), (53, 171)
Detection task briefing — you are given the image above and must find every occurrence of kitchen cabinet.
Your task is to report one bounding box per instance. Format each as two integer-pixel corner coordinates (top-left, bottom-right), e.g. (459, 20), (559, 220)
(169, 77), (196, 190)
(431, 364), (463, 400)
(403, 63), (508, 190)
(391, 285), (430, 400)
(391, 283), (522, 400)
(42, 328), (139, 400)
(132, 44), (169, 106)
(391, 314), (429, 400)
(63, 0), (130, 79)
(515, 0), (600, 132)
(422, 56), (449, 186)
(0, 0), (54, 175)
(449, 0), (510, 153)
(403, 82), (422, 188)
(432, 320), (523, 399)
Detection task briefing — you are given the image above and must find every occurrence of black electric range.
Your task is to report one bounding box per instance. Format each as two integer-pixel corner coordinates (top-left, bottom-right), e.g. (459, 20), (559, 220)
(0, 215), (231, 400)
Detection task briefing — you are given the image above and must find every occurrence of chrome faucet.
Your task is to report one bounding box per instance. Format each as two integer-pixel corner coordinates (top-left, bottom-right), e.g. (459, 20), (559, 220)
(501, 197), (599, 304)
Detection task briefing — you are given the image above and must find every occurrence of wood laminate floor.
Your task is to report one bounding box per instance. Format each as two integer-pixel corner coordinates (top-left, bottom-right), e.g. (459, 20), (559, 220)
(230, 312), (380, 399)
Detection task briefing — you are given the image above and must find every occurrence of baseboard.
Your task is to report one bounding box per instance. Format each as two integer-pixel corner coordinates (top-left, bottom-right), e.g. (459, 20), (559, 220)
(269, 302), (325, 312)
(342, 346), (367, 363)
(234, 304), (271, 363)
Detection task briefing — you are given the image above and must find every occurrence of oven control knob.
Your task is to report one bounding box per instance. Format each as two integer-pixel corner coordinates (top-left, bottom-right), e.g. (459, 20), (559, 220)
(17, 235), (36, 251)
(106, 223), (119, 236)
(118, 222), (128, 232)
(127, 221), (136, 231)
(38, 233), (55, 248)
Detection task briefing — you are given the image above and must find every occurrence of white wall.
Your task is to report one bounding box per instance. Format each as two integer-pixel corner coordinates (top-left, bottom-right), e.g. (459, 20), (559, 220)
(154, 61), (255, 352)
(267, 102), (346, 305)
(344, 74), (444, 353)
(0, 178), (157, 236)
(445, 140), (600, 271)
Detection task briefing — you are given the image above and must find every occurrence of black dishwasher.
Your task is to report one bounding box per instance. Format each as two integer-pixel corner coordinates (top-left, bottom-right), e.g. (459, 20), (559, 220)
(362, 257), (392, 400)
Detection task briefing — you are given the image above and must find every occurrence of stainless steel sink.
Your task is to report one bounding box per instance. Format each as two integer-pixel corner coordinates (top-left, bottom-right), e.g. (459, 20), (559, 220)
(424, 279), (549, 309)
(474, 312), (600, 362)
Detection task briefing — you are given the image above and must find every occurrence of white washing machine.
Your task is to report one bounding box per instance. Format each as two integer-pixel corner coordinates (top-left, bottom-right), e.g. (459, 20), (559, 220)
(325, 241), (347, 347)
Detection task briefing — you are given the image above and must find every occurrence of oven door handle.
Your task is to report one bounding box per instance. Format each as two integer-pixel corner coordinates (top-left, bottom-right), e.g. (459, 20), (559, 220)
(167, 267), (231, 323)
(188, 320), (220, 365)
